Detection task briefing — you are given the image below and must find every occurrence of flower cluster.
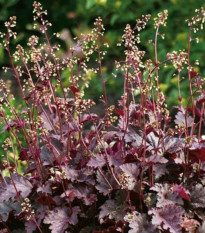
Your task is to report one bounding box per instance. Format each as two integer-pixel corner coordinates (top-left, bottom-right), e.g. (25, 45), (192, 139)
(187, 7), (205, 32)
(154, 9), (168, 28)
(167, 50), (188, 72)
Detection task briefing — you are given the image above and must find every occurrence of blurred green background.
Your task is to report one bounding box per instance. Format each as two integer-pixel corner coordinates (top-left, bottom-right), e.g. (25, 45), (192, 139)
(1, 0), (205, 154)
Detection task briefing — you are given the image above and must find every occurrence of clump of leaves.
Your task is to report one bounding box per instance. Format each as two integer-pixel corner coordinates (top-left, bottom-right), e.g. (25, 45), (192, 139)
(0, 2), (205, 232)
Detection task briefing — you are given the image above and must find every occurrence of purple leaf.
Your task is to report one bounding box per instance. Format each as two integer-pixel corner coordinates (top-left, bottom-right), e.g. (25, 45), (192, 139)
(40, 146), (54, 165)
(25, 220), (37, 233)
(190, 184), (205, 208)
(44, 207), (69, 233)
(146, 153), (168, 164)
(124, 211), (155, 233)
(151, 183), (183, 207)
(28, 203), (53, 232)
(96, 171), (118, 195)
(40, 110), (53, 131)
(87, 154), (106, 168)
(99, 199), (124, 224)
(153, 164), (168, 179)
(79, 113), (99, 124)
(103, 131), (118, 144)
(0, 201), (21, 222)
(77, 168), (96, 185)
(34, 204), (49, 228)
(44, 206), (80, 233)
(61, 184), (97, 206)
(189, 141), (205, 162)
(175, 111), (194, 127)
(107, 151), (124, 167)
(164, 136), (184, 154)
(149, 204), (184, 233)
(0, 175), (32, 201)
(37, 181), (52, 194)
(146, 132), (160, 151)
(119, 163), (139, 179)
(124, 131), (143, 148)
(62, 166), (78, 182)
(68, 206), (81, 225)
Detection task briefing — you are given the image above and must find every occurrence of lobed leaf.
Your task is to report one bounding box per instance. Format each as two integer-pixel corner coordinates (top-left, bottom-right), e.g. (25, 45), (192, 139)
(149, 204), (184, 233)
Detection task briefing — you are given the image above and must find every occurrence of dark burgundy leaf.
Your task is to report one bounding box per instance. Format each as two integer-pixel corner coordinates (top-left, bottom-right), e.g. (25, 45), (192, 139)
(77, 168), (96, 185)
(19, 147), (29, 161)
(145, 126), (154, 135)
(196, 93), (205, 105)
(115, 108), (124, 116)
(37, 194), (56, 206)
(187, 107), (201, 117)
(189, 69), (198, 78)
(124, 131), (143, 147)
(129, 104), (141, 120)
(69, 85), (79, 94)
(189, 141), (205, 162)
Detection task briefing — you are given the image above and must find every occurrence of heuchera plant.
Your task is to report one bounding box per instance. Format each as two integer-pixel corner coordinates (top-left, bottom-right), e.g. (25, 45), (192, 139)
(0, 2), (205, 232)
